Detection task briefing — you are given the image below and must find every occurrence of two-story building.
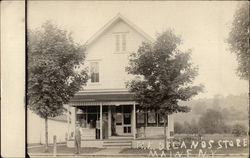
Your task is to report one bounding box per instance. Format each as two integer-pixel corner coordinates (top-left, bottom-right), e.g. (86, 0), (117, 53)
(66, 14), (174, 148)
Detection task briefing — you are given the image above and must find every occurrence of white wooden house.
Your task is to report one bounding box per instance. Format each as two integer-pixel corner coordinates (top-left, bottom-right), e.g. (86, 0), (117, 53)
(67, 14), (174, 148)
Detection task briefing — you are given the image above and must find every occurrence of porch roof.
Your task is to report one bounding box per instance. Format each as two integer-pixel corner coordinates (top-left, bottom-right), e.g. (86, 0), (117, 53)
(70, 90), (136, 106)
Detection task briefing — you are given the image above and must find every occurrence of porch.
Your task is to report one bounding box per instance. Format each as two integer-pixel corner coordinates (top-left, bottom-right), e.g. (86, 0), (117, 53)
(66, 89), (174, 148)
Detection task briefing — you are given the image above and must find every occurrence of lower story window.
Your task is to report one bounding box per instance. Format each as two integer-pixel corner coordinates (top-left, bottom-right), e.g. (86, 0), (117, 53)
(136, 109), (167, 127)
(147, 110), (157, 127)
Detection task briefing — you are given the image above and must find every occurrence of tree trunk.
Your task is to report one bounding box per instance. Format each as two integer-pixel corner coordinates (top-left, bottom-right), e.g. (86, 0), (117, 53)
(164, 116), (167, 149)
(44, 117), (49, 153)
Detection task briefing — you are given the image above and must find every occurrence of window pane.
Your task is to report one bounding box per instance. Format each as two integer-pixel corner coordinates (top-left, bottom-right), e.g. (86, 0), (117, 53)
(116, 106), (121, 113)
(90, 62), (99, 82)
(92, 73), (99, 82)
(158, 114), (167, 127)
(123, 105), (132, 113)
(147, 110), (157, 127)
(128, 127), (131, 133)
(103, 106), (108, 113)
(123, 127), (127, 133)
(91, 73), (95, 82)
(148, 112), (156, 124)
(123, 113), (131, 125)
(87, 106), (99, 113)
(122, 34), (126, 51)
(137, 112), (145, 124)
(116, 34), (120, 52)
(116, 113), (122, 125)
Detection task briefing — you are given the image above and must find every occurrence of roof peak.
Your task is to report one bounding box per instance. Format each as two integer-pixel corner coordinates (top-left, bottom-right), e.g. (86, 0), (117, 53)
(85, 14), (154, 47)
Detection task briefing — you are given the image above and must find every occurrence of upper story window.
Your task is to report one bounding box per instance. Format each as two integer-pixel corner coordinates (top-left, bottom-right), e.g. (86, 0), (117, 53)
(122, 34), (126, 51)
(90, 62), (99, 83)
(115, 33), (127, 52)
(116, 34), (120, 52)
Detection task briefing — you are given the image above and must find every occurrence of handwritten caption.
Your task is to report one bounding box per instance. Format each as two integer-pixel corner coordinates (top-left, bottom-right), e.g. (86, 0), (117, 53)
(136, 138), (248, 157)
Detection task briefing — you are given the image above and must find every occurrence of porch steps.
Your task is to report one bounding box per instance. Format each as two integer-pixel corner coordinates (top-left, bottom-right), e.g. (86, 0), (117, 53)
(103, 139), (132, 148)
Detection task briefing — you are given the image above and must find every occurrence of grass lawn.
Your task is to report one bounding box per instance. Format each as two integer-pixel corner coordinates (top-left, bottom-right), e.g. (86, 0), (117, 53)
(120, 146), (249, 155)
(28, 145), (103, 154)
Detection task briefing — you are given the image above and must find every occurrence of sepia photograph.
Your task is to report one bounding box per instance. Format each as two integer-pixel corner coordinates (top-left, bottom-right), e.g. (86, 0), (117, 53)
(3, 1), (249, 158)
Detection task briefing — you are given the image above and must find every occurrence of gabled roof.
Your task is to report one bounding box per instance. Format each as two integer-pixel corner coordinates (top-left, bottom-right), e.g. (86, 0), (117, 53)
(85, 13), (154, 47)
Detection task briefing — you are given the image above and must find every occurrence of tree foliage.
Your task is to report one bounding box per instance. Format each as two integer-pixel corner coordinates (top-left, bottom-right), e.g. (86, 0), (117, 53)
(198, 109), (226, 134)
(27, 21), (88, 119)
(227, 2), (249, 80)
(126, 30), (203, 115)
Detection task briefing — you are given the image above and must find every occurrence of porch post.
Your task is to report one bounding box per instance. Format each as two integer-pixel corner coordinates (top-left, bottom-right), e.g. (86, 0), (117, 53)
(100, 102), (103, 140)
(108, 106), (111, 137)
(133, 102), (136, 139)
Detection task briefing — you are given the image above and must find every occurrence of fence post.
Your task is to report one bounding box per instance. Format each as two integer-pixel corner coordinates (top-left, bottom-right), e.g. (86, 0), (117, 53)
(53, 135), (57, 157)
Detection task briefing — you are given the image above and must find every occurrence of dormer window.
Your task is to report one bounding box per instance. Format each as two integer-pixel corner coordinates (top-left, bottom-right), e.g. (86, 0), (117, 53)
(115, 33), (127, 52)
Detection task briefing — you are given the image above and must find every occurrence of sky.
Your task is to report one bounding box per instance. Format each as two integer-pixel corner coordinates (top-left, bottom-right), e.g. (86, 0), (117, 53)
(28, 1), (248, 99)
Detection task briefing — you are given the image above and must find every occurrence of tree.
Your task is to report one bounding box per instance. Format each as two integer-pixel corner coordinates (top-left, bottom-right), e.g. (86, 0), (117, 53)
(227, 2), (249, 80)
(198, 109), (226, 134)
(27, 21), (88, 152)
(126, 30), (203, 148)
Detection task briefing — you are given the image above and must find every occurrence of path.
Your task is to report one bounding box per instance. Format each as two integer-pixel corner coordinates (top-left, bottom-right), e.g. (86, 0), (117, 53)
(92, 148), (124, 155)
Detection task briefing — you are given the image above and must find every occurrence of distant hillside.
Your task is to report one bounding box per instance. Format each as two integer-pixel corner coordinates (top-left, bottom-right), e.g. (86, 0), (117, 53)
(175, 93), (248, 126)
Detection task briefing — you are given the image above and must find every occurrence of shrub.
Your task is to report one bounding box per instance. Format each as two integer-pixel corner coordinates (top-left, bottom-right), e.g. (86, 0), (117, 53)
(232, 123), (247, 136)
(174, 122), (184, 134)
(221, 124), (232, 134)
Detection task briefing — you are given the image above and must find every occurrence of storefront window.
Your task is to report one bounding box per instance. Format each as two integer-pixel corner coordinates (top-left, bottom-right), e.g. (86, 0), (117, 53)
(158, 113), (166, 127)
(81, 114), (87, 128)
(76, 106), (100, 129)
(135, 108), (167, 127)
(137, 112), (145, 124)
(147, 110), (157, 126)
(136, 112), (145, 128)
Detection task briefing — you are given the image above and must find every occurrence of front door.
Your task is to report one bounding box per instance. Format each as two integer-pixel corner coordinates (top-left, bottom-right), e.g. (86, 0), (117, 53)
(123, 106), (132, 134)
(111, 105), (132, 136)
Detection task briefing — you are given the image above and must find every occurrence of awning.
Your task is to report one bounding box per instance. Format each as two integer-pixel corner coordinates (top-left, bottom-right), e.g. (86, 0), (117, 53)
(69, 90), (136, 106)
